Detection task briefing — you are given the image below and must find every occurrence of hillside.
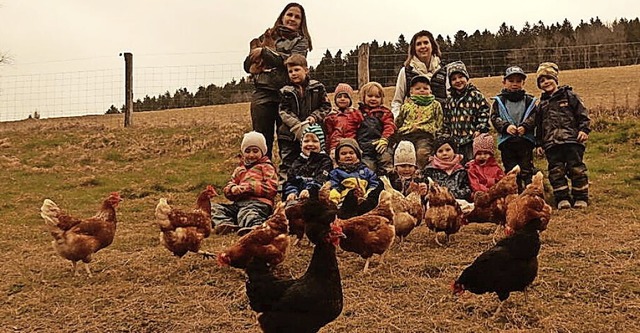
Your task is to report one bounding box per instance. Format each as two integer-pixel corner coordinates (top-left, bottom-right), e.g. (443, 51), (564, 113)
(0, 66), (639, 332)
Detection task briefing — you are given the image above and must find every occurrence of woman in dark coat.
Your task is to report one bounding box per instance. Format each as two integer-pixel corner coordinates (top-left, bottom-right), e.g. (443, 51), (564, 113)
(244, 2), (313, 159)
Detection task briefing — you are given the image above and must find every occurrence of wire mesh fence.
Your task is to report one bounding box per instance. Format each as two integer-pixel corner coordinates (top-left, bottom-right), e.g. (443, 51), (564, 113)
(1, 42), (639, 123)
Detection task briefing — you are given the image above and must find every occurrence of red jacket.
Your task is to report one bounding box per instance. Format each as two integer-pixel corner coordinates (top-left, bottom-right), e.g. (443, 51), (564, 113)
(466, 157), (505, 194)
(223, 156), (278, 206)
(324, 107), (364, 150)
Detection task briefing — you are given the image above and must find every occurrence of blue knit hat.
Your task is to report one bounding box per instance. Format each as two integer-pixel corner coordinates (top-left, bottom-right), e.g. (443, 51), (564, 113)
(301, 124), (325, 150)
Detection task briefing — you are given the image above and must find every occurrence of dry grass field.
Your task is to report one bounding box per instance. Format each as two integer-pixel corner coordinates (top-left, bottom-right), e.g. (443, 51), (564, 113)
(1, 66), (639, 332)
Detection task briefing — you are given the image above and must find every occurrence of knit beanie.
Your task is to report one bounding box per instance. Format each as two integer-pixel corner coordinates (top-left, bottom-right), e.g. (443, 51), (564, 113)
(447, 61), (469, 80)
(536, 62), (559, 88)
(334, 83), (354, 106)
(432, 136), (457, 154)
(241, 131), (267, 155)
(473, 133), (495, 156)
(394, 141), (417, 166)
(335, 138), (362, 161)
(410, 75), (430, 87)
(302, 123), (326, 151)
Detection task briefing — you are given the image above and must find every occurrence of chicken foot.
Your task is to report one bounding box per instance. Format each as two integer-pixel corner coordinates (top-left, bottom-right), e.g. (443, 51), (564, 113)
(363, 258), (371, 273)
(197, 250), (216, 259)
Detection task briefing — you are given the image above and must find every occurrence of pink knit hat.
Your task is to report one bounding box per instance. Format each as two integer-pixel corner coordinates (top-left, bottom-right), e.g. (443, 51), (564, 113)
(334, 83), (354, 106)
(473, 133), (495, 156)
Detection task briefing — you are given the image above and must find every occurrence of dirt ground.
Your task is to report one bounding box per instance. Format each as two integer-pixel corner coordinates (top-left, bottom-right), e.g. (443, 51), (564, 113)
(1, 66), (639, 332)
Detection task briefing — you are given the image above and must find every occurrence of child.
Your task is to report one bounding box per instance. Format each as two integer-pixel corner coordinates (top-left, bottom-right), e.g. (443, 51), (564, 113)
(490, 66), (538, 191)
(466, 133), (505, 197)
(356, 81), (396, 175)
(212, 131), (279, 236)
(278, 54), (331, 182)
(422, 136), (471, 201)
(282, 124), (333, 202)
(395, 75), (444, 169)
(442, 61), (491, 164)
(328, 138), (380, 205)
(324, 83), (364, 161)
(535, 62), (591, 209)
(389, 140), (428, 196)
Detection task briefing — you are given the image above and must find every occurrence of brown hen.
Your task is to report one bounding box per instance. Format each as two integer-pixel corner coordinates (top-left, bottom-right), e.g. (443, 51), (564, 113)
(217, 202), (290, 269)
(155, 185), (218, 258)
(40, 192), (123, 277)
(466, 165), (521, 224)
(424, 178), (465, 246)
(335, 190), (395, 273)
(505, 171), (552, 235)
(380, 176), (423, 242)
(248, 28), (277, 74)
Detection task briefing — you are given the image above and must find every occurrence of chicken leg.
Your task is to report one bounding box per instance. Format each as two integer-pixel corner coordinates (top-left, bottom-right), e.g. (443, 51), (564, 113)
(197, 250), (216, 259)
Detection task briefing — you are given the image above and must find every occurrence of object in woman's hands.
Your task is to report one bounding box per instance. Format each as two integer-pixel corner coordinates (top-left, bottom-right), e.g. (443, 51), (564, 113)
(249, 28), (277, 74)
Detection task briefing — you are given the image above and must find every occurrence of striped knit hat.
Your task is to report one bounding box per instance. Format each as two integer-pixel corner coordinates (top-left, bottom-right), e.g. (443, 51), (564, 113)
(302, 124), (326, 151)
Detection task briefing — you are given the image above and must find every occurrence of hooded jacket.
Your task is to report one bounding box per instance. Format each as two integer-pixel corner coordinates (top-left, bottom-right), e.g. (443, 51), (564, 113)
(278, 79), (331, 141)
(536, 85), (591, 150)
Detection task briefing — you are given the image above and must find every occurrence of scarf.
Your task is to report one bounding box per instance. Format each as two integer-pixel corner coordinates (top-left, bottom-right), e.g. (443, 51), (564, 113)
(276, 25), (300, 40)
(430, 154), (463, 175)
(500, 89), (525, 102)
(409, 55), (441, 78)
(410, 95), (435, 106)
(337, 161), (361, 173)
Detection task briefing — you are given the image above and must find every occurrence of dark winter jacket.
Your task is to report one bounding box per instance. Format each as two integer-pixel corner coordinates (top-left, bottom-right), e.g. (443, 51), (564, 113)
(423, 166), (471, 201)
(443, 83), (491, 147)
(244, 30), (309, 103)
(536, 86), (591, 150)
(388, 171), (425, 196)
(356, 103), (396, 158)
(490, 91), (538, 146)
(283, 152), (333, 197)
(278, 79), (331, 141)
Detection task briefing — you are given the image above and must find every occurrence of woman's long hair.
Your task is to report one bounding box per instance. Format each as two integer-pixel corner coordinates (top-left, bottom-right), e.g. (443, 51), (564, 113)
(272, 2), (313, 51)
(403, 30), (440, 67)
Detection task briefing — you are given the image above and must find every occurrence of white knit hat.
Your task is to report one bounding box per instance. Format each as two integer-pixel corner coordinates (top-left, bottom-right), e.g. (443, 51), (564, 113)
(241, 131), (267, 155)
(394, 141), (417, 166)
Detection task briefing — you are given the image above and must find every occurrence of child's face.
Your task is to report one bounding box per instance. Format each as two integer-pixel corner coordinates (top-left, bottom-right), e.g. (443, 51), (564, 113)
(338, 146), (359, 163)
(288, 65), (309, 85)
(450, 73), (468, 91)
(301, 133), (321, 156)
(435, 143), (455, 161)
(243, 146), (263, 164)
(396, 164), (417, 178)
(335, 93), (351, 109)
(538, 76), (558, 94)
(410, 82), (432, 96)
(364, 88), (382, 108)
(503, 75), (525, 92)
(474, 151), (492, 165)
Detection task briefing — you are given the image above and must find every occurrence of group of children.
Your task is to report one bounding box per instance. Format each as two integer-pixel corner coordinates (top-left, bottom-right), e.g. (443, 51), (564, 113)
(212, 57), (591, 236)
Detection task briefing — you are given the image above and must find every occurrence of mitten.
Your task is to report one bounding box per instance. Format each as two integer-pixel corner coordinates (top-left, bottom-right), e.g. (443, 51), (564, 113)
(373, 137), (388, 154)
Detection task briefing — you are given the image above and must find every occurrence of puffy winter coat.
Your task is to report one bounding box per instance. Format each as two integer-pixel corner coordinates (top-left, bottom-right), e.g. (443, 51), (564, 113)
(536, 86), (591, 150)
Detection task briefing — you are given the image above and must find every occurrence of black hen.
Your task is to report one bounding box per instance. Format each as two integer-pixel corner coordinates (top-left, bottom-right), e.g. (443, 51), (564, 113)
(452, 218), (542, 302)
(245, 183), (344, 333)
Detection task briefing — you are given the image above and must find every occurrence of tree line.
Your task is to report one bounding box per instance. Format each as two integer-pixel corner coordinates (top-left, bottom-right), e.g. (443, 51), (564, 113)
(109, 17), (640, 114)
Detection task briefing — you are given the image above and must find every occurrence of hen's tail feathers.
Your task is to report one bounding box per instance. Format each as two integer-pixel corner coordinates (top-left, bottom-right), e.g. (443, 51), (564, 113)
(40, 199), (61, 226)
(155, 198), (172, 229)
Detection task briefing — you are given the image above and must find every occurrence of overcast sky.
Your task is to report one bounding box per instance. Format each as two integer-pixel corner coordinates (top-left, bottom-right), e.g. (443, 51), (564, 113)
(0, 0), (637, 121)
(1, 0), (638, 75)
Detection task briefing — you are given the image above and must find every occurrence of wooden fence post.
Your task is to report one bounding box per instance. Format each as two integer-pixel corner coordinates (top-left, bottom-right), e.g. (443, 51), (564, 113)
(358, 43), (369, 89)
(122, 52), (133, 127)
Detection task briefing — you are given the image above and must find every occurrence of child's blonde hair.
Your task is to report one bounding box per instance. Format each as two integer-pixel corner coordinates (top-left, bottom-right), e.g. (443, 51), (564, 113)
(284, 54), (308, 68)
(360, 81), (385, 103)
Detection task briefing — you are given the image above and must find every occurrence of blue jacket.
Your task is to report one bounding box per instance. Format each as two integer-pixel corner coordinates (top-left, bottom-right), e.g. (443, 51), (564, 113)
(490, 92), (537, 146)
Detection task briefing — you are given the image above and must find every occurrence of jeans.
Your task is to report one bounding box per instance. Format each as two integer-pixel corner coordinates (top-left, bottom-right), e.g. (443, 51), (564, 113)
(211, 200), (272, 229)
